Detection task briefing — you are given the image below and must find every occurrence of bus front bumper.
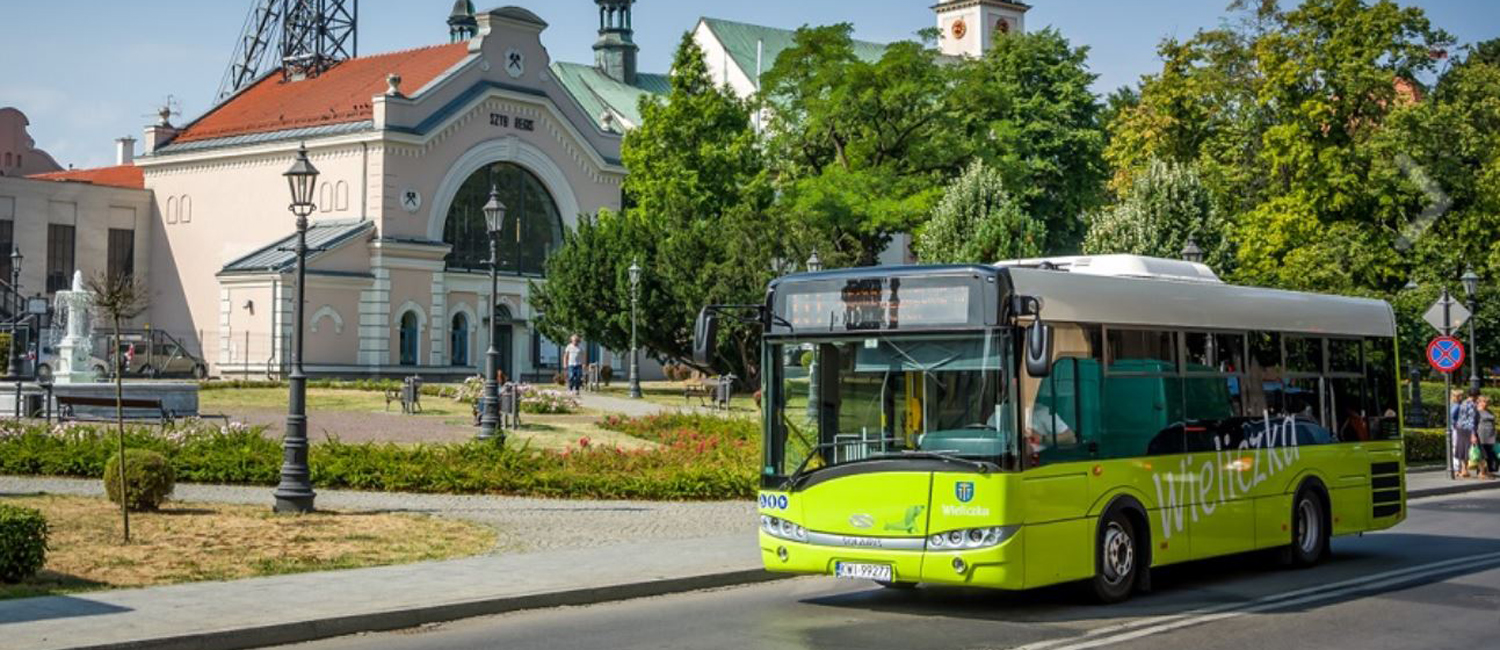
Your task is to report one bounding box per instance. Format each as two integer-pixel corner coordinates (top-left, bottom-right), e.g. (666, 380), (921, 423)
(758, 530), (1024, 589)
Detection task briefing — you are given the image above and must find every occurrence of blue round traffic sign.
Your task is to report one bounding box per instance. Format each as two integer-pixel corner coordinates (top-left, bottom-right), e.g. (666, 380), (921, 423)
(1427, 336), (1465, 373)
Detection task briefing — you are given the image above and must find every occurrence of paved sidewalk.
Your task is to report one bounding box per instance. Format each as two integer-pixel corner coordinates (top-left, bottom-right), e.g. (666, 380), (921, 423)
(0, 468), (1494, 650)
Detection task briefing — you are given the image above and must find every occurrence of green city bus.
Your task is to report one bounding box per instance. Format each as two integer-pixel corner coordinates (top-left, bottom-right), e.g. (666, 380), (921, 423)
(696, 255), (1404, 602)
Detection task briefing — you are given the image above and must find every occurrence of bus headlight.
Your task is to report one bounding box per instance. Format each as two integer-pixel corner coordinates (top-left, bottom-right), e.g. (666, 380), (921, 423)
(761, 514), (808, 542)
(927, 525), (1018, 550)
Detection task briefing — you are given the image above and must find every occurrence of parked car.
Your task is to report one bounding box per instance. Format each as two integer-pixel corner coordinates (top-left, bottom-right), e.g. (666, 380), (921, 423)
(92, 330), (209, 380)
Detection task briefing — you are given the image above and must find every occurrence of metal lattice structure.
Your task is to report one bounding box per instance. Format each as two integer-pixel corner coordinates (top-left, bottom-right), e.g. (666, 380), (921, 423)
(281, 0), (357, 80)
(215, 0), (357, 104)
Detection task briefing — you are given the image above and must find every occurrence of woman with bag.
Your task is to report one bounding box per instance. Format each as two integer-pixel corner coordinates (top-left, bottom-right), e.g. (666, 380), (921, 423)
(1452, 389), (1472, 478)
(1476, 394), (1497, 479)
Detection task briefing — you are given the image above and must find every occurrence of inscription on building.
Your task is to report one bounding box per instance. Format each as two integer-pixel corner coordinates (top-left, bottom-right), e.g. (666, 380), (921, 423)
(489, 113), (535, 132)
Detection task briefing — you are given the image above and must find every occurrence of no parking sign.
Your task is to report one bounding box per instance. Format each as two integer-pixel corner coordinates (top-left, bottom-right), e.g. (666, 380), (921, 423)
(1427, 336), (1465, 374)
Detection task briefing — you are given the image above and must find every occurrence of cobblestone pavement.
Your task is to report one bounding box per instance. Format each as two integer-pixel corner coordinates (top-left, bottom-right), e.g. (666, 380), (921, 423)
(0, 476), (755, 554)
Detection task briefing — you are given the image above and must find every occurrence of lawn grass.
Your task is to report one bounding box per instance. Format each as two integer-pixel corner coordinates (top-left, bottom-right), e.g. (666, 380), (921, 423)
(0, 494), (496, 600)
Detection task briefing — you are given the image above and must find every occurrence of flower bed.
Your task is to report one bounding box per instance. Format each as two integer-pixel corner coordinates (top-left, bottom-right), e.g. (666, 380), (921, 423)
(0, 414), (758, 501)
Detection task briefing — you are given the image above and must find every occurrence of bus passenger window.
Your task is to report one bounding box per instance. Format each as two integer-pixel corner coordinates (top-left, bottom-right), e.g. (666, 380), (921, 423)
(1364, 337), (1400, 440)
(1246, 332), (1284, 417)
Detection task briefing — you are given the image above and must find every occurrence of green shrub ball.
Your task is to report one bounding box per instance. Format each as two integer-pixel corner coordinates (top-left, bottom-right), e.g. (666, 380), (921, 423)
(0, 504), (49, 583)
(104, 449), (177, 511)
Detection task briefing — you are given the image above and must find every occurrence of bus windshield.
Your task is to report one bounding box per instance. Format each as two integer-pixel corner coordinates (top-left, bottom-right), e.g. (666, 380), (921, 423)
(765, 331), (1017, 486)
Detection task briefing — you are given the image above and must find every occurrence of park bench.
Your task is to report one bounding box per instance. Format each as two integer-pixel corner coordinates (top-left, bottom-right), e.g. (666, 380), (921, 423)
(684, 374), (734, 410)
(384, 376), (424, 414)
(56, 394), (174, 426)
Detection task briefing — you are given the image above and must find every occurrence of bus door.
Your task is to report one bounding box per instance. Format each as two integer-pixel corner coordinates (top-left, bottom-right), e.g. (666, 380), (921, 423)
(1021, 332), (1098, 586)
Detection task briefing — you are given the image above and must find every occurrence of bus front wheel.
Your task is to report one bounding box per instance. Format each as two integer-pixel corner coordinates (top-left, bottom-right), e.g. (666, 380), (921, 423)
(1281, 486), (1329, 568)
(1090, 511), (1139, 604)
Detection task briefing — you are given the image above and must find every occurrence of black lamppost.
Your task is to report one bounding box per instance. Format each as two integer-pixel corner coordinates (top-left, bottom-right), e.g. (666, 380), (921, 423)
(627, 260), (642, 399)
(1463, 267), (1481, 394)
(1402, 279), (1426, 427)
(804, 251), (822, 422)
(1181, 237), (1203, 264)
(7, 248), (21, 378)
(478, 186), (506, 442)
(273, 144), (318, 514)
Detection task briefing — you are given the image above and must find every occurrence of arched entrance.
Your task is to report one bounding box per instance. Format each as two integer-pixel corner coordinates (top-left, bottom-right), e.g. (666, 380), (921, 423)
(493, 304), (514, 381)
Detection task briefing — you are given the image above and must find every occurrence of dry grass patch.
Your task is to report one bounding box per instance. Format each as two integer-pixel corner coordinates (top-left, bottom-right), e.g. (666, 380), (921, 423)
(0, 494), (495, 600)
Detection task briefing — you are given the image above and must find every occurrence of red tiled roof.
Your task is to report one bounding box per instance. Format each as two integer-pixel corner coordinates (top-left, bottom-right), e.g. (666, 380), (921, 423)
(173, 42), (470, 143)
(28, 165), (145, 190)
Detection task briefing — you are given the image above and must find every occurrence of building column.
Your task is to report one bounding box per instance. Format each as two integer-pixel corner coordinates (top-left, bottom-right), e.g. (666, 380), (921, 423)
(217, 288), (233, 368)
(429, 274), (446, 366)
(358, 266), (392, 368)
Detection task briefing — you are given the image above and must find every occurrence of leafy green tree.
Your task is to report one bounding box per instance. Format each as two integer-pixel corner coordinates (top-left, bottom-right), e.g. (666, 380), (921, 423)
(761, 25), (962, 265)
(532, 33), (778, 383)
(952, 28), (1108, 252)
(1083, 159), (1231, 270)
(914, 160), (1044, 264)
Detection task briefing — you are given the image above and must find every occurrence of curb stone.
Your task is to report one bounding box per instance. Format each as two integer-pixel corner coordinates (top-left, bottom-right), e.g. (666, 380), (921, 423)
(63, 569), (790, 650)
(1408, 479), (1500, 500)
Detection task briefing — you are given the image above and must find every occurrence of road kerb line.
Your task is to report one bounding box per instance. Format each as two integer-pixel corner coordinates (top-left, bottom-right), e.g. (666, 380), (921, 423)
(1012, 550), (1500, 650)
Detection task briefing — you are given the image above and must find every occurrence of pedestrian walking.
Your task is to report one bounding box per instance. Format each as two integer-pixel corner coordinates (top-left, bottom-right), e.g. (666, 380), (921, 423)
(564, 334), (585, 394)
(1476, 394), (1497, 479)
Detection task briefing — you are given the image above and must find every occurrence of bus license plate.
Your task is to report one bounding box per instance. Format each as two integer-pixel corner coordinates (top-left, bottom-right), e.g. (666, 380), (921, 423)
(834, 562), (892, 582)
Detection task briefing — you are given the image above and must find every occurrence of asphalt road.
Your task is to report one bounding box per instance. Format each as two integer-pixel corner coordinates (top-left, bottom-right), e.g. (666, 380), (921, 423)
(274, 493), (1500, 650)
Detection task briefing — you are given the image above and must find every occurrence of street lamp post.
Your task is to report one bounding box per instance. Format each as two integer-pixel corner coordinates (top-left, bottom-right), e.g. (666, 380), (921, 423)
(6, 248), (22, 378)
(273, 144), (318, 514)
(628, 261), (642, 399)
(478, 186), (506, 442)
(1463, 267), (1481, 394)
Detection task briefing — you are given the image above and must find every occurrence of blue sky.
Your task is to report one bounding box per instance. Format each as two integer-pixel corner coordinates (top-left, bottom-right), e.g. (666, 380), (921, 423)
(3, 1), (1495, 169)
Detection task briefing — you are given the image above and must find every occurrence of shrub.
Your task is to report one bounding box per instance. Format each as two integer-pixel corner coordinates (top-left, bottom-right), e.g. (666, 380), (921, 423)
(552, 371), (566, 386)
(799, 350), (814, 368)
(518, 385), (581, 414)
(600, 365), (614, 385)
(104, 448), (177, 511)
(0, 504), (48, 583)
(1405, 428), (1446, 463)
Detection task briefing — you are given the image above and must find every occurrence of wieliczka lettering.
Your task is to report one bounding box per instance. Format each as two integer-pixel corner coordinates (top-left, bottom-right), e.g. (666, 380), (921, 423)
(1152, 413), (1303, 539)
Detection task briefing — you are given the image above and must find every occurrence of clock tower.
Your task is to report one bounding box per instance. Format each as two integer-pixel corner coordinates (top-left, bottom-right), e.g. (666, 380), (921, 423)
(934, 0), (1030, 58)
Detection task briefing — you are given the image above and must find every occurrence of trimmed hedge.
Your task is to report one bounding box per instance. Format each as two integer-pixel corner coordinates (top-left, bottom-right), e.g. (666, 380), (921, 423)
(0, 415), (759, 501)
(0, 504), (48, 583)
(1406, 428), (1446, 463)
(104, 449), (177, 511)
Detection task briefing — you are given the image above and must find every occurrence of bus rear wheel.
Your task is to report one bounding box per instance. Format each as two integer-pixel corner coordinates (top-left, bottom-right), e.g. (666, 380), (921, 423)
(1090, 511), (1138, 604)
(1281, 487), (1329, 568)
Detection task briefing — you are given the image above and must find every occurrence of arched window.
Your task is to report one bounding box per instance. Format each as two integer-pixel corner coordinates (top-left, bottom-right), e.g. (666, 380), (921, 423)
(399, 311), (421, 366)
(450, 312), (469, 366)
(3, 152), (11, 167)
(443, 162), (562, 275)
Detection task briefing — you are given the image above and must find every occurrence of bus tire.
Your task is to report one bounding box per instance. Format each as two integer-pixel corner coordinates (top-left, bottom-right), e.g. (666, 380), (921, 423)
(1281, 484), (1330, 568)
(1090, 509), (1139, 604)
(876, 580), (917, 590)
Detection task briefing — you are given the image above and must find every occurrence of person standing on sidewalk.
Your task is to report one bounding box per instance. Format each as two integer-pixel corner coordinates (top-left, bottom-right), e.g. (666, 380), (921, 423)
(1451, 389), (1468, 477)
(564, 334), (585, 395)
(1476, 394), (1497, 479)
(1455, 389), (1479, 478)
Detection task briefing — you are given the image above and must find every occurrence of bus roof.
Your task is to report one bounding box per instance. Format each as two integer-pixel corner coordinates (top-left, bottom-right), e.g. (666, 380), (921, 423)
(1006, 265), (1396, 338)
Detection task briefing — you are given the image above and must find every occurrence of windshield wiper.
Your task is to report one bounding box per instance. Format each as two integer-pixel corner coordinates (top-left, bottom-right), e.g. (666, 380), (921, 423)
(875, 449), (995, 475)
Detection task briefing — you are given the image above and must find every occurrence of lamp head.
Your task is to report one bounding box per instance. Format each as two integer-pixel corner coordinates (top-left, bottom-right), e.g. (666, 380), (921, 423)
(283, 143), (320, 217)
(628, 261), (641, 287)
(806, 251), (822, 273)
(483, 185), (506, 236)
(1462, 267), (1479, 297)
(9, 246), (20, 269)
(1180, 237), (1204, 264)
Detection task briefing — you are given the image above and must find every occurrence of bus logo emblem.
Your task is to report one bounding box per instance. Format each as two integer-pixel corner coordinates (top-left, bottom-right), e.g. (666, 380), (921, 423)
(955, 482), (974, 503)
(849, 514), (874, 529)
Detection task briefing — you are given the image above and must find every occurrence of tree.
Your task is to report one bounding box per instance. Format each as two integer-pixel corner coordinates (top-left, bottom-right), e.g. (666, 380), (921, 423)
(532, 33), (779, 384)
(952, 28), (1108, 252)
(761, 25), (962, 265)
(914, 160), (1044, 264)
(1083, 159), (1230, 270)
(85, 272), (149, 544)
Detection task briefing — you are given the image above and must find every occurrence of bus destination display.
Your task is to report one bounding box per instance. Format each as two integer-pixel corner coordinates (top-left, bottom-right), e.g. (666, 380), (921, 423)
(785, 277), (972, 331)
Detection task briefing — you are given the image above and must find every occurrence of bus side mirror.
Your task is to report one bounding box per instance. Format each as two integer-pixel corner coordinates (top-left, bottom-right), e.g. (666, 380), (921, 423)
(1025, 319), (1053, 378)
(692, 308), (719, 368)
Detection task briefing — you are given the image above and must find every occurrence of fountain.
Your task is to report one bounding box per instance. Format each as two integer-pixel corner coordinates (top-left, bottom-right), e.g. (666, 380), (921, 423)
(52, 271), (98, 384)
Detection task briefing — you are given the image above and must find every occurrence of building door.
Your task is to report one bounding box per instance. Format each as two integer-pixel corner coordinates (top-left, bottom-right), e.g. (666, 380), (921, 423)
(494, 304), (514, 382)
(399, 311), (420, 366)
(451, 313), (469, 366)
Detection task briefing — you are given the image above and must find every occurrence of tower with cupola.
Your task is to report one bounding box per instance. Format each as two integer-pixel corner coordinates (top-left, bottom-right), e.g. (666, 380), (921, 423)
(594, 0), (638, 84)
(934, 0), (1030, 58)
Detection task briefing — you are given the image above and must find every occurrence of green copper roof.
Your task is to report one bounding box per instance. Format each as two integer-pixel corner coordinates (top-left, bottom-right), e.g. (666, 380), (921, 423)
(549, 61), (670, 130)
(699, 17), (888, 90)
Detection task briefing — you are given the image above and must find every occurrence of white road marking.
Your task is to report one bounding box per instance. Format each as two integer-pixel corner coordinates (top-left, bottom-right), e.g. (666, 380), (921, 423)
(1011, 550), (1500, 650)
